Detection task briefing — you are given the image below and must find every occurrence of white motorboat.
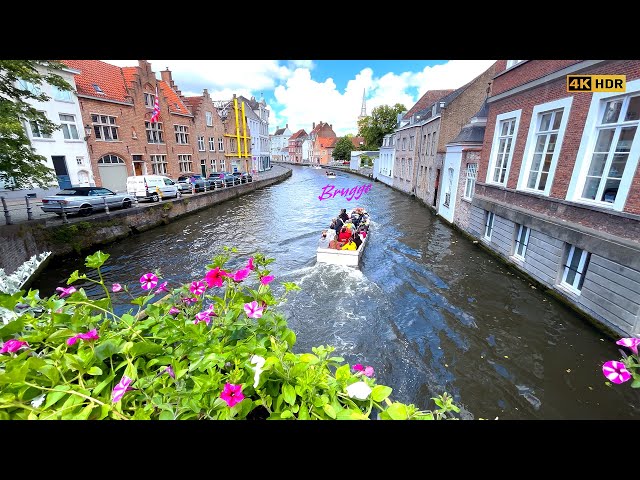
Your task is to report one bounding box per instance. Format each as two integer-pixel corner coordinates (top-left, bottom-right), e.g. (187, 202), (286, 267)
(325, 171), (336, 178)
(316, 209), (370, 267)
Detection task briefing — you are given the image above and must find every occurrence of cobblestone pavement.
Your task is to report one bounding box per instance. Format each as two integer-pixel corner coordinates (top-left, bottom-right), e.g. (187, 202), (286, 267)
(0, 166), (289, 227)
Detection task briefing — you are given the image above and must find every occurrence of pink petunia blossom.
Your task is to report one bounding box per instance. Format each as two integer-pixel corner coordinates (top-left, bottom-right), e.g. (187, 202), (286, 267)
(232, 268), (251, 282)
(246, 257), (255, 270)
(163, 365), (175, 379)
(155, 282), (169, 293)
(244, 300), (264, 319)
(190, 280), (207, 296)
(67, 329), (99, 346)
(194, 309), (212, 325)
(111, 283), (122, 293)
(220, 382), (244, 407)
(182, 297), (198, 305)
(140, 273), (158, 291)
(205, 267), (230, 288)
(353, 364), (364, 372)
(169, 307), (180, 316)
(0, 339), (29, 354)
(603, 360), (632, 384)
(111, 375), (134, 403)
(616, 338), (640, 356)
(56, 286), (76, 298)
(363, 366), (375, 377)
(260, 275), (275, 285)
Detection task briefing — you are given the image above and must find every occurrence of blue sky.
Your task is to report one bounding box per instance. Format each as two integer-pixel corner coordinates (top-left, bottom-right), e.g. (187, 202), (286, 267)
(106, 60), (496, 137)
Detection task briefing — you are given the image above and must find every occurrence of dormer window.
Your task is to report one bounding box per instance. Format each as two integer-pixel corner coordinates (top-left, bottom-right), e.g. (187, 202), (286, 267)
(92, 83), (104, 94)
(506, 60), (524, 69)
(175, 103), (181, 111)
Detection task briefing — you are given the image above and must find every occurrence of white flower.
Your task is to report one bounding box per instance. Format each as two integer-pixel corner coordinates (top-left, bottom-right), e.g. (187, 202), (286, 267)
(31, 394), (46, 408)
(346, 381), (372, 400)
(250, 355), (266, 388)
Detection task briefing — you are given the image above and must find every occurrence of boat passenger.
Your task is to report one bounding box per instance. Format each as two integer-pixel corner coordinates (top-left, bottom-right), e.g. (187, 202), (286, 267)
(328, 238), (344, 250)
(338, 227), (352, 242)
(341, 238), (357, 250)
(352, 232), (362, 249)
(338, 208), (349, 222)
(333, 217), (344, 234)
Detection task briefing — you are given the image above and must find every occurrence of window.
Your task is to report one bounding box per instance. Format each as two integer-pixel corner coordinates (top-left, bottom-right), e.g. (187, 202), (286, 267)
(76, 157), (84, 165)
(144, 92), (155, 108)
(91, 114), (119, 141)
(178, 154), (192, 173)
(577, 93), (640, 206)
(198, 136), (205, 151)
(210, 159), (217, 173)
(205, 111), (213, 126)
(200, 159), (207, 176)
(97, 154), (124, 164)
(506, 60), (524, 69)
(92, 84), (104, 94)
(518, 98), (572, 195)
(402, 137), (407, 150)
(484, 211), (495, 240)
(409, 135), (415, 151)
(230, 138), (237, 153)
(464, 163), (478, 200)
(29, 112), (51, 139)
(443, 167), (454, 207)
(19, 80), (41, 94)
(487, 110), (521, 185)
(431, 134), (436, 155)
(561, 245), (591, 294)
(53, 86), (72, 102)
(150, 155), (167, 175)
(145, 121), (164, 143)
(59, 114), (79, 140)
(513, 224), (530, 260)
(209, 137), (215, 151)
(174, 125), (189, 144)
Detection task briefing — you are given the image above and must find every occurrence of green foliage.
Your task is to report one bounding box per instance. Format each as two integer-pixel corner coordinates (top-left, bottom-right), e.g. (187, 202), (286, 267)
(360, 155), (373, 167)
(357, 103), (406, 150)
(332, 137), (355, 162)
(0, 250), (460, 420)
(0, 60), (74, 189)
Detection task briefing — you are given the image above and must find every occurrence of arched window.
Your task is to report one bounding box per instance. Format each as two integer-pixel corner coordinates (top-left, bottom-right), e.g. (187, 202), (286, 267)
(98, 154), (125, 164)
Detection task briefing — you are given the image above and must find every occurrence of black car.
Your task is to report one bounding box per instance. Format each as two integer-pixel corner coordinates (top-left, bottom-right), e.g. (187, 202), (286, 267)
(177, 175), (213, 192)
(207, 172), (226, 189)
(232, 171), (253, 184)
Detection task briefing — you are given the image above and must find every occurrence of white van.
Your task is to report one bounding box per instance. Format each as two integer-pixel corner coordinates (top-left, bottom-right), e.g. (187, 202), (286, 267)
(126, 175), (181, 202)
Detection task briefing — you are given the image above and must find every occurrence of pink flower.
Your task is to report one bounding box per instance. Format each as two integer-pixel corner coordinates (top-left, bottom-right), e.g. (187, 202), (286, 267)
(168, 307), (180, 316)
(220, 382), (244, 407)
(155, 281), (169, 293)
(140, 273), (158, 291)
(353, 364), (364, 372)
(163, 365), (175, 379)
(232, 268), (250, 282)
(246, 257), (255, 270)
(260, 275), (275, 285)
(182, 297), (198, 305)
(190, 280), (207, 296)
(244, 300), (264, 319)
(111, 375), (134, 403)
(363, 366), (375, 377)
(0, 339), (29, 354)
(616, 338), (640, 356)
(67, 329), (99, 346)
(112, 283), (122, 293)
(603, 360), (632, 384)
(56, 286), (76, 298)
(194, 310), (212, 325)
(205, 267), (230, 288)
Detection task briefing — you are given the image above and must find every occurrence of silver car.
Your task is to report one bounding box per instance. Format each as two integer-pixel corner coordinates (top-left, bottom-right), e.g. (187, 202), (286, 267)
(41, 187), (133, 216)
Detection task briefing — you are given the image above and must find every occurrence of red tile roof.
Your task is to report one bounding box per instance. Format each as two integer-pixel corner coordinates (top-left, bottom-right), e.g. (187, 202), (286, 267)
(319, 137), (338, 148)
(184, 96), (204, 114)
(290, 129), (307, 140)
(404, 89), (454, 119)
(60, 60), (130, 103)
(158, 80), (191, 116)
(350, 136), (365, 148)
(121, 67), (138, 87)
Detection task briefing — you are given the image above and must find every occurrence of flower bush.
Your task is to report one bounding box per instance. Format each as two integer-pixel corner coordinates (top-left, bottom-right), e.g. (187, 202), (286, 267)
(603, 337), (640, 387)
(0, 248), (460, 420)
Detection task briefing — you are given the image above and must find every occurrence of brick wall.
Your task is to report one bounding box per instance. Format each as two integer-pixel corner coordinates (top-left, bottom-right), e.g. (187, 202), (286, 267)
(491, 60), (582, 96)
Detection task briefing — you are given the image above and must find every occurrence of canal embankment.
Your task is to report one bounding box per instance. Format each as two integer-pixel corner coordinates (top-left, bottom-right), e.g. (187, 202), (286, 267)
(0, 166), (292, 274)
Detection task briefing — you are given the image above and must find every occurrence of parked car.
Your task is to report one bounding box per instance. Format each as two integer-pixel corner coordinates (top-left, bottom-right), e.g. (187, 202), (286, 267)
(126, 175), (180, 202)
(177, 175), (213, 192)
(41, 187), (133, 216)
(232, 171), (253, 184)
(207, 172), (225, 189)
(223, 172), (241, 187)
(174, 179), (192, 194)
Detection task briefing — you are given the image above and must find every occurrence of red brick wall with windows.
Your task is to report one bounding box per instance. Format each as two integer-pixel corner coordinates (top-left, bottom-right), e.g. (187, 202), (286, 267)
(491, 60), (582, 96)
(479, 60), (640, 215)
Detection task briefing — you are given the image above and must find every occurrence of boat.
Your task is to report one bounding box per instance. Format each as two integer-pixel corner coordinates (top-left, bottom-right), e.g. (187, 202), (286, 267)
(316, 208), (370, 267)
(312, 165), (322, 170)
(326, 171), (336, 178)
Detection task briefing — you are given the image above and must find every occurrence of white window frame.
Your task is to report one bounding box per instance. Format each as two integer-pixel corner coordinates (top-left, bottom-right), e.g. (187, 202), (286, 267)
(218, 137), (224, 151)
(464, 163), (478, 200)
(59, 113), (79, 140)
(513, 224), (530, 260)
(205, 111), (213, 126)
(560, 245), (590, 294)
(517, 98), (573, 196)
(209, 137), (215, 151)
(145, 121), (164, 144)
(91, 114), (119, 142)
(53, 86), (73, 102)
(29, 111), (51, 139)
(144, 92), (155, 108)
(210, 159), (217, 173)
(484, 211), (495, 240)
(506, 60), (524, 69)
(198, 136), (205, 151)
(486, 109), (522, 186)
(567, 78), (640, 212)
(150, 154), (168, 175)
(443, 167), (454, 207)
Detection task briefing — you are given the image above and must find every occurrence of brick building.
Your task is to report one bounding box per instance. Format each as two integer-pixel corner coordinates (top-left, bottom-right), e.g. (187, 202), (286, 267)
(468, 60), (640, 336)
(308, 121), (337, 165)
(288, 129), (307, 163)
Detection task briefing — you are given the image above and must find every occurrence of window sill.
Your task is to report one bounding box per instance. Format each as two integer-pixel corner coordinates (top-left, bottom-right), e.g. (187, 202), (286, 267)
(31, 138), (54, 142)
(461, 197), (473, 204)
(95, 140), (122, 143)
(554, 283), (582, 298)
(147, 142), (166, 145)
(510, 255), (525, 266)
(64, 139), (84, 143)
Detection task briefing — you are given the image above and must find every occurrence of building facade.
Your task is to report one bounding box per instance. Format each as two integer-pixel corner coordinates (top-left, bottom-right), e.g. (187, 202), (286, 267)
(374, 133), (396, 186)
(309, 121), (337, 165)
(237, 95), (271, 172)
(288, 129), (307, 163)
(468, 59), (640, 337)
(270, 124), (292, 163)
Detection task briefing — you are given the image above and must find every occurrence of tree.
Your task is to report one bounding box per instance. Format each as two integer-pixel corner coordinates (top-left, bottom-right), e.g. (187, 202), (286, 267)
(357, 103), (406, 150)
(0, 60), (74, 189)
(332, 136), (354, 162)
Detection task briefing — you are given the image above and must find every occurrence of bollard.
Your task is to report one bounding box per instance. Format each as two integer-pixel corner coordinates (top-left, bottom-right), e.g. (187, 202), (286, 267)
(25, 195), (33, 220)
(1, 196), (12, 225)
(103, 197), (110, 214)
(61, 204), (69, 224)
(191, 183), (196, 195)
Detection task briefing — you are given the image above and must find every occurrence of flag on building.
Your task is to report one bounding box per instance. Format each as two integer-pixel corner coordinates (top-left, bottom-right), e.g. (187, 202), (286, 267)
(150, 85), (160, 123)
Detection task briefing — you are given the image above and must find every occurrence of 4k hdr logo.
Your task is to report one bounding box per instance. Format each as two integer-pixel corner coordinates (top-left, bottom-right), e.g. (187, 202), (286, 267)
(567, 75), (626, 92)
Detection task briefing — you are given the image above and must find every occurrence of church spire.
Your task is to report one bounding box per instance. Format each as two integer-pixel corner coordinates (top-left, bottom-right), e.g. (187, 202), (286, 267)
(358, 89), (367, 122)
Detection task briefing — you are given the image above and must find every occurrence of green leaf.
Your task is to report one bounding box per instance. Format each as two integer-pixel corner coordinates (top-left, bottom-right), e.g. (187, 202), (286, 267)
(0, 317), (25, 339)
(371, 385), (393, 402)
(631, 380), (640, 389)
(384, 403), (409, 420)
(159, 410), (174, 420)
(283, 383), (296, 405)
(67, 270), (86, 284)
(94, 339), (121, 361)
(336, 408), (369, 420)
(0, 361), (30, 384)
(85, 251), (110, 269)
(86, 366), (103, 376)
(298, 403), (310, 420)
(129, 342), (163, 358)
(323, 403), (337, 419)
(335, 364), (351, 382)
(92, 373), (115, 396)
(299, 353), (319, 364)
(280, 410), (294, 419)
(43, 386), (71, 409)
(73, 403), (94, 420)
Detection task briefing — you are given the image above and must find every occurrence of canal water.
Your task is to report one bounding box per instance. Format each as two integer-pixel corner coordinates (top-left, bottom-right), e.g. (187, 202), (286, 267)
(31, 165), (640, 419)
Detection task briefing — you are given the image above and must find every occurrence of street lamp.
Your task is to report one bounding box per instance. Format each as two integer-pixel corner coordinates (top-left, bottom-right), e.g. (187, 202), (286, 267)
(84, 124), (92, 141)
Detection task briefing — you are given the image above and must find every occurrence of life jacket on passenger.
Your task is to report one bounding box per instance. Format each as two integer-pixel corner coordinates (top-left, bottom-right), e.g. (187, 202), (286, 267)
(341, 240), (357, 250)
(338, 227), (352, 242)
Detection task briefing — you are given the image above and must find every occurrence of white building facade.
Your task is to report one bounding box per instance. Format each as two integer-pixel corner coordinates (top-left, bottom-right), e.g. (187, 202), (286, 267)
(302, 136), (313, 163)
(374, 133), (396, 186)
(269, 124), (292, 163)
(240, 95), (271, 172)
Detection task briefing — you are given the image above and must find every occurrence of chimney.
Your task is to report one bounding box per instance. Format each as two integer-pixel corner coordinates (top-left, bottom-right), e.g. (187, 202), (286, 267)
(286, 123), (288, 128)
(203, 88), (208, 97)
(313, 122), (316, 129)
(160, 68), (172, 85)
